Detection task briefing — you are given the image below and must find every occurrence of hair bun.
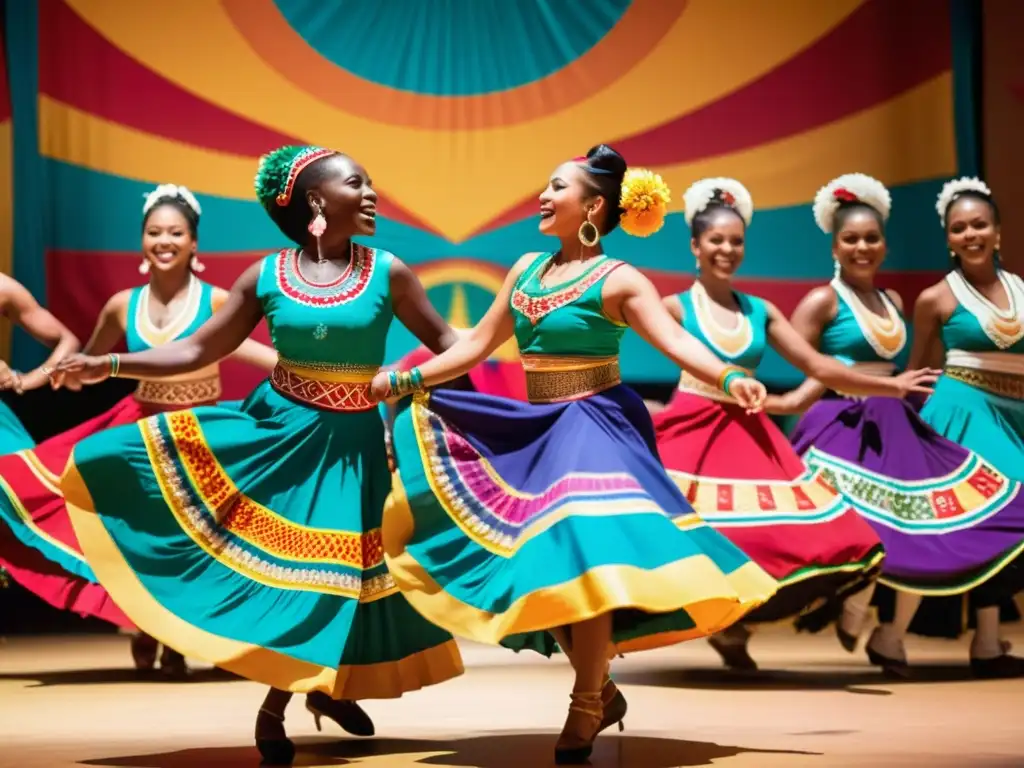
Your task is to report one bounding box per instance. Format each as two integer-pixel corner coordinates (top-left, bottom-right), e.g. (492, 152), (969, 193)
(585, 144), (627, 181)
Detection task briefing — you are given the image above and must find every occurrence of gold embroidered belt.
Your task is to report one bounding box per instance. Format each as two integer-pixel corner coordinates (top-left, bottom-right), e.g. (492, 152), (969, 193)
(270, 359), (378, 412)
(134, 375), (222, 409)
(521, 355), (621, 403)
(945, 366), (1024, 401)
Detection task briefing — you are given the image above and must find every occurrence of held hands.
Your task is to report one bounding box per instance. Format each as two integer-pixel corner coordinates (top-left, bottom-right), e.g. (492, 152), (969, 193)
(53, 354), (115, 388)
(0, 361), (23, 394)
(894, 368), (942, 398)
(728, 376), (768, 414)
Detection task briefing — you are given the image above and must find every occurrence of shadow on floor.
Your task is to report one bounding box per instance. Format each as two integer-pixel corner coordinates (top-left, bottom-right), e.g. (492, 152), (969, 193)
(0, 666), (241, 687)
(614, 662), (979, 694)
(81, 733), (818, 768)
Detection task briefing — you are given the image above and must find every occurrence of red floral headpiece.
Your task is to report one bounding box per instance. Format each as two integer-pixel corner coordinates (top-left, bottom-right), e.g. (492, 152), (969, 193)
(833, 188), (857, 203)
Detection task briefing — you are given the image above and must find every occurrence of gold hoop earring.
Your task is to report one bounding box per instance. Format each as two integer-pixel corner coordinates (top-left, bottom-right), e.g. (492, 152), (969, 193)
(578, 219), (599, 248)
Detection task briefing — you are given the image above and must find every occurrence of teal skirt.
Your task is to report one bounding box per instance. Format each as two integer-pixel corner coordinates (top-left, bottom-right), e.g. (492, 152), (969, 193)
(63, 381), (463, 698)
(0, 399), (33, 454)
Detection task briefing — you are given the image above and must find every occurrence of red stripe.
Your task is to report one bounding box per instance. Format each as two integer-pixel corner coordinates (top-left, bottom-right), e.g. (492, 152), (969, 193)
(35, 1), (439, 235)
(473, 0), (951, 236)
(716, 484), (733, 512)
(612, 0), (951, 167)
(966, 466), (1004, 500)
(931, 489), (964, 519)
(792, 486), (816, 511)
(755, 485), (776, 511)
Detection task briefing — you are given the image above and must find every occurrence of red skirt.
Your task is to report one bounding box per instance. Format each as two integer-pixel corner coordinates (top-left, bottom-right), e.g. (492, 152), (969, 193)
(653, 391), (884, 621)
(0, 395), (153, 627)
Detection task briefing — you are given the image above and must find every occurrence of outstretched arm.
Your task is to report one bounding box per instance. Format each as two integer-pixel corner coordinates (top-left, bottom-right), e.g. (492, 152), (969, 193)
(605, 267), (766, 411)
(0, 274), (80, 392)
(764, 288), (834, 415)
(210, 288), (278, 372)
(56, 262), (265, 384)
(765, 300), (937, 402)
(372, 253), (536, 398)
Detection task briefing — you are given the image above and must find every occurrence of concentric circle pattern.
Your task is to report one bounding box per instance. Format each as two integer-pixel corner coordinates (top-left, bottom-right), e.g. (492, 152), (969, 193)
(273, 0), (630, 96)
(5, 0), (972, 389)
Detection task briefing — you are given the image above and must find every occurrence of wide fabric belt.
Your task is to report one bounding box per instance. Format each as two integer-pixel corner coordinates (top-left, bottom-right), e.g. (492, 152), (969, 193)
(520, 355), (621, 403)
(270, 359), (378, 412)
(134, 374), (222, 409)
(945, 366), (1024, 401)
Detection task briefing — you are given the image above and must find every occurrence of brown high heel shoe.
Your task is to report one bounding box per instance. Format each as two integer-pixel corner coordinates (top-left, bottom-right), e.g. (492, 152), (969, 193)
(255, 707), (295, 766)
(598, 677), (627, 733)
(158, 647), (189, 681)
(130, 633), (158, 672)
(554, 692), (603, 765)
(305, 691), (375, 737)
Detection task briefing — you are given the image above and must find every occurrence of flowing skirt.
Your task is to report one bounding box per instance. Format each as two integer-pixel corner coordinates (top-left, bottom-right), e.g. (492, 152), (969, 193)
(790, 396), (1024, 605)
(384, 385), (778, 657)
(0, 395), (153, 626)
(62, 381), (462, 698)
(653, 392), (883, 622)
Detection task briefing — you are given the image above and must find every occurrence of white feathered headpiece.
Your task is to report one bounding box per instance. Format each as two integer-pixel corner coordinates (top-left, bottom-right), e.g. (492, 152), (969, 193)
(682, 177), (753, 228)
(812, 173), (891, 234)
(142, 184), (202, 218)
(935, 177), (992, 227)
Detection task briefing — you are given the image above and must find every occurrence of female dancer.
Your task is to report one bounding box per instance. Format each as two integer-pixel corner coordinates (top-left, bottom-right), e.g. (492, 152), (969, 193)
(0, 185), (275, 677)
(56, 146), (465, 764)
(785, 173), (1024, 678)
(376, 145), (779, 764)
(650, 177), (936, 671)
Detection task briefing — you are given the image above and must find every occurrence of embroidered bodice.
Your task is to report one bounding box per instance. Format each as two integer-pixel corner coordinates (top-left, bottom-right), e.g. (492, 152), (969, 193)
(510, 252), (626, 357)
(941, 269), (1024, 354)
(679, 283), (767, 370)
(256, 245), (394, 367)
(819, 278), (909, 368)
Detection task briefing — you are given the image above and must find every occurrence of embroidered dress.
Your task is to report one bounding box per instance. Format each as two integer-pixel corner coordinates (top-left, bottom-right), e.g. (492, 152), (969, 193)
(789, 277), (1024, 607)
(62, 247), (462, 697)
(385, 252), (778, 655)
(0, 276), (230, 626)
(652, 285), (883, 622)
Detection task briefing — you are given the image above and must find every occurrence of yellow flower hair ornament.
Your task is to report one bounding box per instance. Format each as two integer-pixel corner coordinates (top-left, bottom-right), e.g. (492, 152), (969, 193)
(619, 169), (671, 237)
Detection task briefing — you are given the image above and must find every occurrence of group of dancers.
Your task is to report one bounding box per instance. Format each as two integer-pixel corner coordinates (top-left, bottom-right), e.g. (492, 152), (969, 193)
(0, 142), (1020, 766)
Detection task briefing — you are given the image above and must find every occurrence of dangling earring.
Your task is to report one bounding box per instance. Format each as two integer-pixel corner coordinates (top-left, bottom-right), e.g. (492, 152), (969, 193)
(138, 259), (150, 275)
(578, 212), (599, 248)
(190, 254), (206, 273)
(308, 201), (327, 263)
(949, 249), (958, 262)
(694, 260), (701, 277)
(833, 258), (841, 280)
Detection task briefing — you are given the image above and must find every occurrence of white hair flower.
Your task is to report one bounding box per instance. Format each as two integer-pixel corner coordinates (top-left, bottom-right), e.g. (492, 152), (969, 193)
(812, 173), (891, 234)
(142, 184), (202, 218)
(682, 178), (753, 227)
(935, 177), (992, 227)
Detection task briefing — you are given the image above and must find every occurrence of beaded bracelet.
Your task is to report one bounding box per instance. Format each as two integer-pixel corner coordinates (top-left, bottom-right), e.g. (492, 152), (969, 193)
(108, 353), (121, 378)
(389, 367), (425, 397)
(718, 366), (746, 394)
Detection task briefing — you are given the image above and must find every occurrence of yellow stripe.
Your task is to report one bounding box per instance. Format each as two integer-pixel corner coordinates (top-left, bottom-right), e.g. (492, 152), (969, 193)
(66, 0), (862, 240)
(0, 474), (86, 564)
(278, 361), (376, 384)
(63, 456), (464, 698)
(38, 97), (254, 200)
(0, 120), (11, 363)
(660, 74), (956, 214)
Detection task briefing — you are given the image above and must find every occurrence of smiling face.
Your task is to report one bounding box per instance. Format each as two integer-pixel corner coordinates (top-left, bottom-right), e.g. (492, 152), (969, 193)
(691, 208), (745, 279)
(537, 162), (605, 239)
(141, 204), (197, 275)
(833, 207), (885, 282)
(946, 195), (1000, 269)
(306, 154), (379, 242)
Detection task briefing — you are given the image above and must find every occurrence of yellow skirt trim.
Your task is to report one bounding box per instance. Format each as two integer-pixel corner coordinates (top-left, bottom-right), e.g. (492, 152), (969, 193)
(383, 476), (778, 652)
(62, 460), (464, 698)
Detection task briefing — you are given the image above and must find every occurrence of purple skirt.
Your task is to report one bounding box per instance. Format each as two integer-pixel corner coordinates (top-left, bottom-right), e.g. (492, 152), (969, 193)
(790, 397), (1024, 597)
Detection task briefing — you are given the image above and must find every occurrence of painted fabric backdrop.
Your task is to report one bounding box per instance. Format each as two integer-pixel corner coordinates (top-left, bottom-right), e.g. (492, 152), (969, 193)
(2, 0), (976, 397)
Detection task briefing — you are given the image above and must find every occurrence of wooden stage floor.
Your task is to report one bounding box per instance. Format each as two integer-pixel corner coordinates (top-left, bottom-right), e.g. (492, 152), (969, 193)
(1, 625), (1022, 768)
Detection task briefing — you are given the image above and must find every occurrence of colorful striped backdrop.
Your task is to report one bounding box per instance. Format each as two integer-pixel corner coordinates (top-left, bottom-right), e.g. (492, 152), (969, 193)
(2, 0), (978, 397)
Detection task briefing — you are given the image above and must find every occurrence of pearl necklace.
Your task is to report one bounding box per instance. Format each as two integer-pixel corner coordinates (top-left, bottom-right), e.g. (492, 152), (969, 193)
(830, 278), (906, 360)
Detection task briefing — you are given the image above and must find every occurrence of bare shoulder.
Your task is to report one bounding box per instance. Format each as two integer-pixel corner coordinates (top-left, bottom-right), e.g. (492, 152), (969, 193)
(914, 278), (956, 317)
(661, 292), (683, 321)
(883, 288), (904, 313)
(796, 285), (839, 316)
(507, 251), (545, 283)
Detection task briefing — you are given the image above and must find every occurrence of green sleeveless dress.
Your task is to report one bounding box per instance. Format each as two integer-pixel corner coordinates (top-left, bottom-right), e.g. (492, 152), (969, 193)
(0, 276), (230, 628)
(62, 246), (463, 697)
(386, 252), (778, 655)
(652, 286), (882, 623)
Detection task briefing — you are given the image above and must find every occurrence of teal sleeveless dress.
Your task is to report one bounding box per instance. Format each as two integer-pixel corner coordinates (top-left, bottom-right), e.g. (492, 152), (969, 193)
(652, 287), (882, 623)
(386, 253), (778, 655)
(62, 246), (463, 697)
(0, 277), (230, 628)
(790, 277), (1024, 632)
